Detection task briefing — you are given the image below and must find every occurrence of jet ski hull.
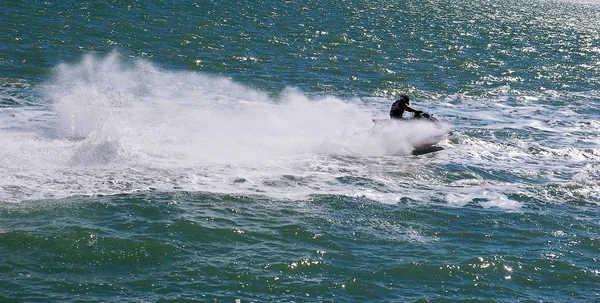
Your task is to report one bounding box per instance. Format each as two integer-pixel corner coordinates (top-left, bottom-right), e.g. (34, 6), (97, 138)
(371, 113), (450, 155)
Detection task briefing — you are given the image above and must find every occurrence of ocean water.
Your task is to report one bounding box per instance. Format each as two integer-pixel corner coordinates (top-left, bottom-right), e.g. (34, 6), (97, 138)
(1, 0), (599, 302)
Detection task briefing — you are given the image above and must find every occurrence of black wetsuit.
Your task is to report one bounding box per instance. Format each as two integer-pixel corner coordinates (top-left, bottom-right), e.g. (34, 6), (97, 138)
(389, 99), (408, 119)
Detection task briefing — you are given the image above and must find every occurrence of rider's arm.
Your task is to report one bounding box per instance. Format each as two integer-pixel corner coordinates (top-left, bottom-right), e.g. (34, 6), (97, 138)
(404, 105), (422, 114)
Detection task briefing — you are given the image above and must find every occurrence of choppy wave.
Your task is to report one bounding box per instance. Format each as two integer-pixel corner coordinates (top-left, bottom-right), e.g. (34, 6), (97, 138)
(2, 1), (600, 301)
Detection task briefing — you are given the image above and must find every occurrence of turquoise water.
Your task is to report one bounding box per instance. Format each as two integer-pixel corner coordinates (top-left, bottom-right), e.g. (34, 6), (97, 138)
(1, 0), (599, 302)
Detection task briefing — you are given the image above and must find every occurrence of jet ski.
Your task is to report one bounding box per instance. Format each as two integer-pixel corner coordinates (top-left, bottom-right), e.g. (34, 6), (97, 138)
(372, 111), (441, 125)
(372, 112), (451, 155)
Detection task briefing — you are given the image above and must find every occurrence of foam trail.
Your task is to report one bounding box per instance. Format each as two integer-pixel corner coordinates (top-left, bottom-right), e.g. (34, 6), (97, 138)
(3, 53), (599, 208)
(0, 53), (447, 202)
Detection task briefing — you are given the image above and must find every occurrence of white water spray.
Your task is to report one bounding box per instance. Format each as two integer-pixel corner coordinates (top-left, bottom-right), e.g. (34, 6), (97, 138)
(0, 53), (446, 202)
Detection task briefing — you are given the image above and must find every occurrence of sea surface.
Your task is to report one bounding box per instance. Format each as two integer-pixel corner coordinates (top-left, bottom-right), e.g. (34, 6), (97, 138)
(1, 0), (599, 302)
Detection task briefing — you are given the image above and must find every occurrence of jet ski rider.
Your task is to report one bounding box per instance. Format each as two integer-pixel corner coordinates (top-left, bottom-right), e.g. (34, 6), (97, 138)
(389, 94), (423, 119)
